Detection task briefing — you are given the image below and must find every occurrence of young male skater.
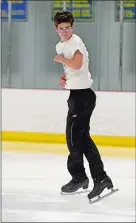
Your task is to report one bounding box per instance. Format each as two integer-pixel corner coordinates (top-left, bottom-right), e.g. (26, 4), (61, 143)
(53, 11), (115, 202)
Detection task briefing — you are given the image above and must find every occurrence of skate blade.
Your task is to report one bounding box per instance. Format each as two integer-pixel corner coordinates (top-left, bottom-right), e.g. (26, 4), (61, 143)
(60, 188), (90, 195)
(89, 188), (119, 204)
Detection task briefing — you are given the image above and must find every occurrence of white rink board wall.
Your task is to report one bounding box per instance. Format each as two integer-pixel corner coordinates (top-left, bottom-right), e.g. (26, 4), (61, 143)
(2, 89), (135, 137)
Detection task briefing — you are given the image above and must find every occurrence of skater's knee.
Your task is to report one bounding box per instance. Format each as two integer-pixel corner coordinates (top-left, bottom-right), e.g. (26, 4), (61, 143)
(67, 152), (83, 166)
(68, 151), (83, 160)
(67, 152), (83, 170)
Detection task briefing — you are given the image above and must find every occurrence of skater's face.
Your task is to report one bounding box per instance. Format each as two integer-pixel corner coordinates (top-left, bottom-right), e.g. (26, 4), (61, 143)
(55, 22), (73, 42)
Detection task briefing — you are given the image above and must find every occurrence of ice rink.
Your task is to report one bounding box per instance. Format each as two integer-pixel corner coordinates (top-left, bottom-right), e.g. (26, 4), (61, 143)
(2, 142), (135, 222)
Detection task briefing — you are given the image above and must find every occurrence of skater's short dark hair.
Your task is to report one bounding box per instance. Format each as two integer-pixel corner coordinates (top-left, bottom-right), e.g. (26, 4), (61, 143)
(54, 11), (74, 27)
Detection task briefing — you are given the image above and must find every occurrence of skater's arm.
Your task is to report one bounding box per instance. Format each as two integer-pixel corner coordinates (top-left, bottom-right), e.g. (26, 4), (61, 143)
(54, 50), (83, 70)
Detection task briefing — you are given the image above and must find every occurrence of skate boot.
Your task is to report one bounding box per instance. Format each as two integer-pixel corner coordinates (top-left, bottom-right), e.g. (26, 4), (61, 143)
(88, 175), (118, 203)
(61, 178), (89, 195)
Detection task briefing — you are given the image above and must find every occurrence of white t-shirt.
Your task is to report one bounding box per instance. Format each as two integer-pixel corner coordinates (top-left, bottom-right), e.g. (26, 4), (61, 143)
(56, 34), (93, 89)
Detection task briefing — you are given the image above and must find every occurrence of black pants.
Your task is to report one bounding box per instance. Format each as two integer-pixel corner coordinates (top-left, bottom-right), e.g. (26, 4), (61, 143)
(66, 88), (106, 183)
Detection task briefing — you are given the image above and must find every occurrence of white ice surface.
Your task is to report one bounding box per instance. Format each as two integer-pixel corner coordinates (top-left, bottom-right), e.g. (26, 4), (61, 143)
(2, 150), (135, 222)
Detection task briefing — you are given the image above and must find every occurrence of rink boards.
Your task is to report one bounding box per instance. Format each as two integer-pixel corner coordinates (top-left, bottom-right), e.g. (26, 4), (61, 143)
(2, 89), (135, 158)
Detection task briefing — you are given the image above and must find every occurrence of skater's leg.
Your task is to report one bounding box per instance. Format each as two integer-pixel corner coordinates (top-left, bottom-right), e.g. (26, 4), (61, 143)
(74, 88), (107, 181)
(82, 114), (107, 181)
(82, 124), (114, 200)
(78, 89), (114, 199)
(61, 106), (89, 194)
(60, 90), (90, 194)
(66, 110), (88, 182)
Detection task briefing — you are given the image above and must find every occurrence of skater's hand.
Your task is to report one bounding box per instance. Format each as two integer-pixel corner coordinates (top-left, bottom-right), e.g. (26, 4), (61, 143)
(54, 54), (64, 63)
(59, 73), (66, 88)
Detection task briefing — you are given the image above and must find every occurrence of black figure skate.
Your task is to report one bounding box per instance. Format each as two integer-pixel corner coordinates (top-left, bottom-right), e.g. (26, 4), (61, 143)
(60, 178), (90, 195)
(88, 175), (119, 204)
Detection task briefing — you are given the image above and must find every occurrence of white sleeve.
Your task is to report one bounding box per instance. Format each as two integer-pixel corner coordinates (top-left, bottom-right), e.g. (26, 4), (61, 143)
(70, 39), (84, 57)
(56, 43), (62, 54)
(56, 45), (59, 54)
